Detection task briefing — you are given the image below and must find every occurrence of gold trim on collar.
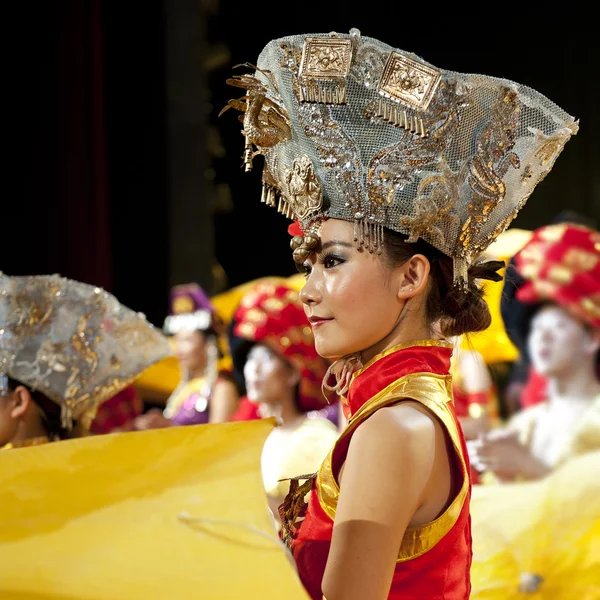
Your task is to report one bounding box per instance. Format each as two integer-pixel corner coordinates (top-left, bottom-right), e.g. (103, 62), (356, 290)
(1, 436), (50, 450)
(354, 339), (453, 381)
(317, 371), (468, 562)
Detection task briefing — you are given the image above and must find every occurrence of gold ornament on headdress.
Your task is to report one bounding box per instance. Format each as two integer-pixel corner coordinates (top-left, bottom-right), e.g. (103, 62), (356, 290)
(0, 273), (172, 430)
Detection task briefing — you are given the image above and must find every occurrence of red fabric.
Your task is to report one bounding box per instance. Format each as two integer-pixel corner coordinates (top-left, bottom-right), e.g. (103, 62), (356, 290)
(90, 385), (142, 434)
(229, 396), (261, 422)
(292, 344), (472, 599)
(452, 389), (490, 418)
(515, 223), (600, 328)
(520, 366), (549, 408)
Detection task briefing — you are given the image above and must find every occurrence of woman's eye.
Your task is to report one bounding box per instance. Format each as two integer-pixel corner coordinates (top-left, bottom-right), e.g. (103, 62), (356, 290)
(301, 263), (312, 277)
(324, 255), (343, 269)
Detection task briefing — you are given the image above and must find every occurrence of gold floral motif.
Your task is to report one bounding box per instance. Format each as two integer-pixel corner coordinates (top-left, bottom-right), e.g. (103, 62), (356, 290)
(378, 51), (441, 111)
(262, 297), (286, 313)
(547, 266), (573, 285)
(283, 155), (323, 220)
(581, 296), (600, 319)
(533, 279), (558, 298)
(458, 88), (521, 259)
(400, 160), (461, 247)
(539, 223), (567, 243)
(243, 307), (268, 325)
(299, 38), (353, 79)
(297, 38), (353, 104)
(237, 322), (257, 339)
(563, 248), (599, 272)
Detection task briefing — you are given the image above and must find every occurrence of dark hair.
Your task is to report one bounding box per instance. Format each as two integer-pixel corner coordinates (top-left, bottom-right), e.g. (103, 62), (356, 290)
(381, 230), (503, 337)
(6, 377), (70, 440)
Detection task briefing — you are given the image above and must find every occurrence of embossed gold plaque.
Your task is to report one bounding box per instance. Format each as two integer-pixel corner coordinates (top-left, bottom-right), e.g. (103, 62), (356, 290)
(299, 37), (353, 79)
(378, 51), (441, 111)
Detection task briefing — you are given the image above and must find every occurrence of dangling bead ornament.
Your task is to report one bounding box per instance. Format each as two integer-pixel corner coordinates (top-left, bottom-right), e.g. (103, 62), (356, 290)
(290, 227), (320, 264)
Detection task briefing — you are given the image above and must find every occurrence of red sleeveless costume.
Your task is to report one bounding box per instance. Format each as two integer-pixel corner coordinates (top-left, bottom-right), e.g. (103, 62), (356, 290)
(280, 341), (472, 599)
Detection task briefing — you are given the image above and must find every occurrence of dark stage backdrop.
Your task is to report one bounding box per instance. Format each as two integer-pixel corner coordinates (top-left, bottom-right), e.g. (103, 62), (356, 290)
(8, 2), (599, 327)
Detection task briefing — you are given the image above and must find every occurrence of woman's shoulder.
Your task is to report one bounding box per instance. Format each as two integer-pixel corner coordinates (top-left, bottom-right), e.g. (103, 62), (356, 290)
(508, 401), (548, 428)
(353, 403), (436, 452)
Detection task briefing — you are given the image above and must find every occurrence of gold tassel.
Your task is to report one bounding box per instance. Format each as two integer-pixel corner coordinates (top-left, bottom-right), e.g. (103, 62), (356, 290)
(299, 79), (347, 105)
(371, 99), (429, 138)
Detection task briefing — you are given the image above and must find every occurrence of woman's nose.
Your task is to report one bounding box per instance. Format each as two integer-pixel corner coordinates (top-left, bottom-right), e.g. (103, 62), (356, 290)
(299, 272), (321, 306)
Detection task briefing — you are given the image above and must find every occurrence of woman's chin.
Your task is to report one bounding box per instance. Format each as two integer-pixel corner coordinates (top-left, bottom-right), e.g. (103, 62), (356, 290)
(314, 339), (354, 361)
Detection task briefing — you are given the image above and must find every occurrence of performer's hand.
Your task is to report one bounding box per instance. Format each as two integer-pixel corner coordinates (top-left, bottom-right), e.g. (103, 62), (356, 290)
(132, 409), (172, 430)
(467, 430), (550, 481)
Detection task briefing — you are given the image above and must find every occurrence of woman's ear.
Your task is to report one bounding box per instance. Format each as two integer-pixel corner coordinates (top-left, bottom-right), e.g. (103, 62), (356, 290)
(10, 385), (33, 419)
(287, 365), (301, 388)
(586, 327), (600, 357)
(397, 254), (430, 300)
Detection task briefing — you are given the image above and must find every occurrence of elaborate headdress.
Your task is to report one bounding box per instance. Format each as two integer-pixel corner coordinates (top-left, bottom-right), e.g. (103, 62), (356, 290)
(222, 28), (577, 287)
(163, 283), (217, 335)
(0, 273), (172, 429)
(514, 223), (600, 328)
(232, 279), (329, 412)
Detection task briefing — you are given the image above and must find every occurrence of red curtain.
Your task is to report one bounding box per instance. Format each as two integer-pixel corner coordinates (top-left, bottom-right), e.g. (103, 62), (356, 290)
(53, 0), (112, 290)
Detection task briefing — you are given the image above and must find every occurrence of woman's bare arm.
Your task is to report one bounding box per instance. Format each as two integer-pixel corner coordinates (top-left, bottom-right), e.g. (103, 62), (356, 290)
(322, 404), (437, 600)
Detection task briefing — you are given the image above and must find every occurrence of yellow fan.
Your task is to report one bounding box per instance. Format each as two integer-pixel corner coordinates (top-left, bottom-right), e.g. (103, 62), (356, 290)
(0, 419), (310, 600)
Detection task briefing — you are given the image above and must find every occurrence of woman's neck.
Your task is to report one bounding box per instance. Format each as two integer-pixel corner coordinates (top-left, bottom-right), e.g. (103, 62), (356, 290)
(360, 297), (432, 364)
(547, 359), (600, 406)
(187, 364), (206, 381)
(10, 418), (49, 445)
(259, 395), (304, 428)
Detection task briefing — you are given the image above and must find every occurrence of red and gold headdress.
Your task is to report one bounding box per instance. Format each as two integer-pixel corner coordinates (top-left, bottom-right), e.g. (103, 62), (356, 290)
(514, 223), (600, 328)
(233, 280), (329, 411)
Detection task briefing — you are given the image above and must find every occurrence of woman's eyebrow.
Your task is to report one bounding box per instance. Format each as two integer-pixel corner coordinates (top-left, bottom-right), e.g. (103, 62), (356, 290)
(320, 240), (354, 252)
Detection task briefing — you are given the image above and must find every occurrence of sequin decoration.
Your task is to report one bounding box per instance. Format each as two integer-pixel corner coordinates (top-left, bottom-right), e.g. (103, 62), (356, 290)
(0, 273), (172, 429)
(223, 29), (577, 286)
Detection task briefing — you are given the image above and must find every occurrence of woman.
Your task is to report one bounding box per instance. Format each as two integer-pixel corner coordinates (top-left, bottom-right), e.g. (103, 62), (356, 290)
(222, 28), (576, 599)
(133, 283), (239, 429)
(469, 223), (600, 482)
(229, 278), (339, 528)
(0, 272), (171, 449)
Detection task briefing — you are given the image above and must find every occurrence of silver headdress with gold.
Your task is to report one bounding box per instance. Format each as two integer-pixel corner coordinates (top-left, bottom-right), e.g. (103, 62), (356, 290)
(222, 28), (578, 286)
(0, 273), (172, 429)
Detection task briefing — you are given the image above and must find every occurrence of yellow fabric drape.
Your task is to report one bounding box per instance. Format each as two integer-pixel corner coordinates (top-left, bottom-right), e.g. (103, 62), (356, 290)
(0, 419), (310, 600)
(470, 450), (600, 599)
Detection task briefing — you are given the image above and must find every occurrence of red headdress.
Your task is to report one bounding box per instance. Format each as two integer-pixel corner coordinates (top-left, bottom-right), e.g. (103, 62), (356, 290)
(233, 280), (330, 412)
(514, 223), (600, 328)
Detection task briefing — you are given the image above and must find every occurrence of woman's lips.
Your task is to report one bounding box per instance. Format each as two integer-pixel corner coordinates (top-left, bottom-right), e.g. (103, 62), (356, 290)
(308, 316), (333, 328)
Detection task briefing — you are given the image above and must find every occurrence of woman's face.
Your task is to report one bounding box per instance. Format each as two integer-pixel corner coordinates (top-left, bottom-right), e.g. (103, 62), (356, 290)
(243, 343), (297, 406)
(528, 305), (597, 377)
(299, 219), (407, 359)
(174, 329), (207, 374)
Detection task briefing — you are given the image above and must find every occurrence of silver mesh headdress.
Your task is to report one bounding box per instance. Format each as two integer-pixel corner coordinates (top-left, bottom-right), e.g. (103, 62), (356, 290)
(223, 28), (578, 286)
(0, 273), (173, 429)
